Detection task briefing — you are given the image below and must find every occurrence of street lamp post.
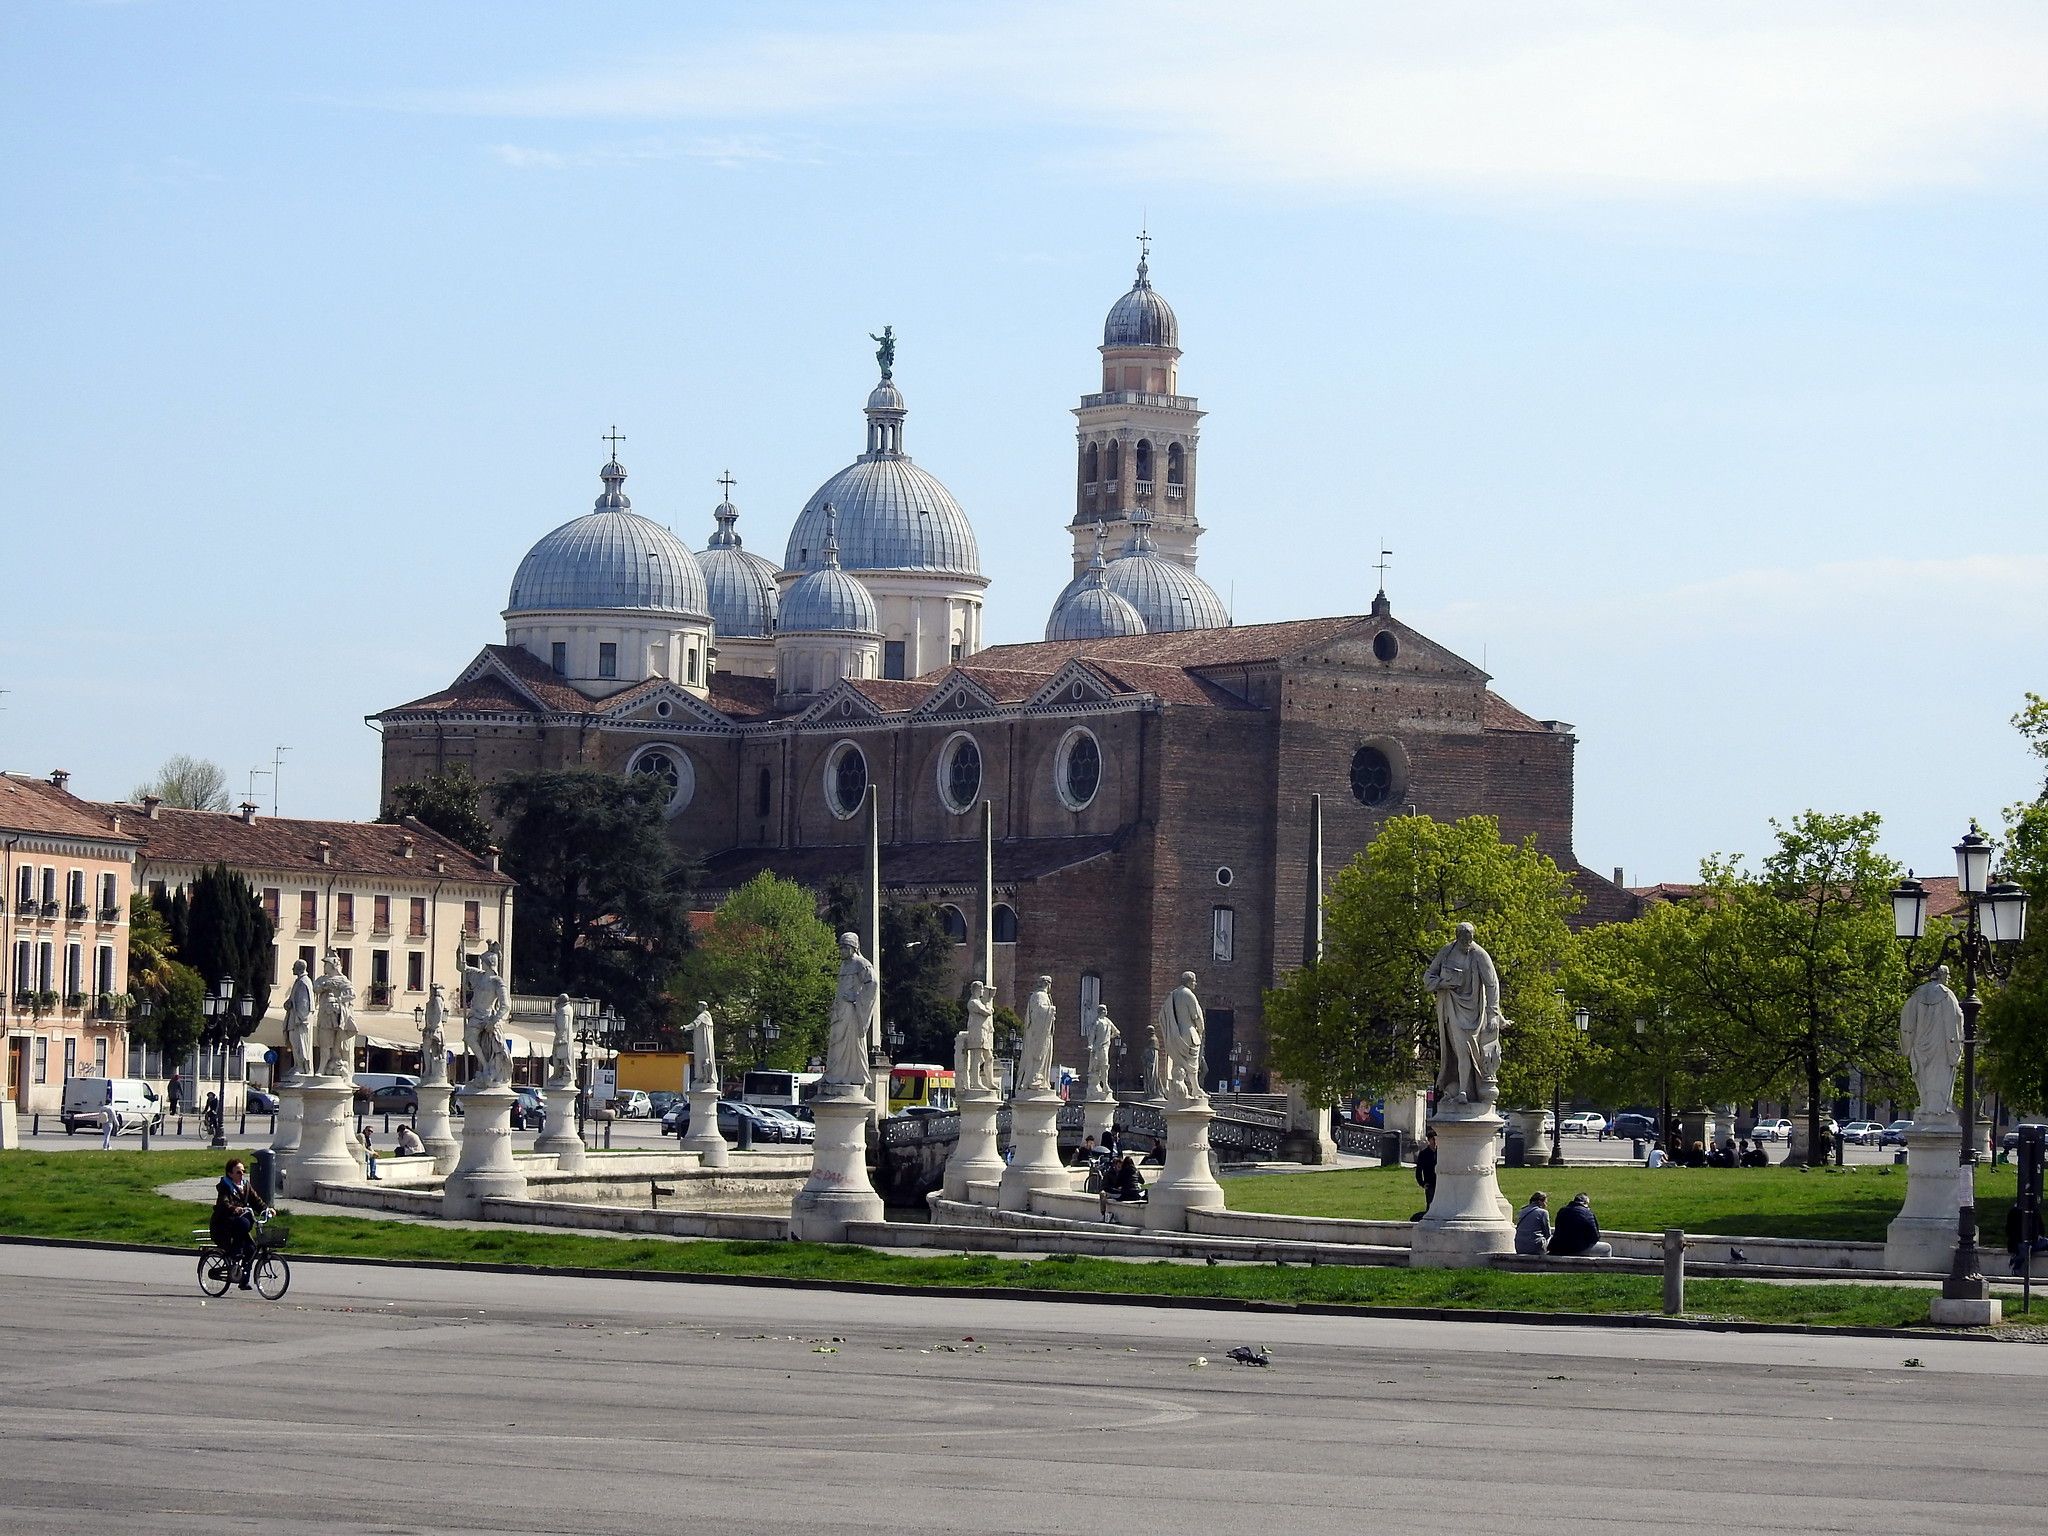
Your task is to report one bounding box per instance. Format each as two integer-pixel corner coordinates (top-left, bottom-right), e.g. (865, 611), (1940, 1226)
(1228, 1042), (1250, 1093)
(1891, 822), (2030, 1308)
(1550, 1003), (1591, 1166)
(202, 975), (246, 1150)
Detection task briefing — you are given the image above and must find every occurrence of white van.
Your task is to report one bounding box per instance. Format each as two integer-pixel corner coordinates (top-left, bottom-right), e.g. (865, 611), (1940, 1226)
(60, 1077), (163, 1135)
(351, 1073), (418, 1097)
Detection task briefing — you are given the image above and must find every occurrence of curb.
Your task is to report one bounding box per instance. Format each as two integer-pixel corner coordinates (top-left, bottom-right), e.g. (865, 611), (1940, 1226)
(0, 1232), (2013, 1342)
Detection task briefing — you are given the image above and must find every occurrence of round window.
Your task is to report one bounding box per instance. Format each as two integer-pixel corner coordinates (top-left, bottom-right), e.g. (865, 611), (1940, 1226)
(655, 699), (673, 718)
(626, 745), (695, 817)
(1350, 744), (1394, 808)
(938, 733), (982, 815)
(1216, 866), (1234, 887)
(1372, 630), (1400, 663)
(826, 741), (869, 819)
(1057, 728), (1102, 811)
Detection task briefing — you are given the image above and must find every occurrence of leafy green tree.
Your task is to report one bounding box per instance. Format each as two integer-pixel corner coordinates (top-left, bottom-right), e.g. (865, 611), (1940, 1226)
(1983, 694), (2048, 1110)
(130, 754), (231, 811)
(380, 764), (495, 856)
(182, 863), (275, 1043)
(492, 769), (695, 1030)
(124, 894), (205, 1063)
(1263, 814), (1583, 1109)
(818, 877), (964, 1064)
(674, 873), (837, 1076)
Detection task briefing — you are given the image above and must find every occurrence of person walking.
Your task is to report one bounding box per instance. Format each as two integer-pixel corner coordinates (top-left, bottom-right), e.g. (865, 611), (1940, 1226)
(1413, 1127), (1439, 1219)
(1549, 1192), (1613, 1256)
(167, 1070), (185, 1117)
(1514, 1190), (1552, 1255)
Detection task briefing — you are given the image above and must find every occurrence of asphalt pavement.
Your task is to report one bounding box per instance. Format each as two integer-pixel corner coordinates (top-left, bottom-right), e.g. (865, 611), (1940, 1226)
(3, 1243), (2044, 1534)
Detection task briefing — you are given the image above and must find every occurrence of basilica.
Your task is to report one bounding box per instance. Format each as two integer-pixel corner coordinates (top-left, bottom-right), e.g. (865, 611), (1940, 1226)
(376, 248), (1633, 1086)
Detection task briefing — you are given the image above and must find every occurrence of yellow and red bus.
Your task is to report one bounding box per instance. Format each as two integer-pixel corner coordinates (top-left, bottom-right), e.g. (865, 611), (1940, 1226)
(887, 1064), (955, 1114)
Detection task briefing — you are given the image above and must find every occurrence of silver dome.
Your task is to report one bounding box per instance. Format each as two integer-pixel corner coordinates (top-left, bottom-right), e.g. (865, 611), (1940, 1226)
(783, 375), (981, 577)
(506, 458), (709, 617)
(1045, 534), (1147, 641)
(779, 511), (880, 635)
(1103, 251), (1178, 349)
(700, 497), (780, 639)
(1102, 518), (1228, 632)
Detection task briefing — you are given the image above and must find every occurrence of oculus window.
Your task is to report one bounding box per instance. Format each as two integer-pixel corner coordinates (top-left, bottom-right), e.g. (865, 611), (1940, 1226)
(1350, 745), (1395, 808)
(1056, 728), (1102, 812)
(939, 733), (982, 814)
(626, 745), (695, 817)
(826, 741), (869, 820)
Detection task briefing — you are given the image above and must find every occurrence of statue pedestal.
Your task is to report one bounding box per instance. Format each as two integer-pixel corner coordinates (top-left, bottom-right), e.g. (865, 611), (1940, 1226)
(281, 1079), (364, 1197)
(790, 1091), (882, 1241)
(269, 1080), (304, 1153)
(1081, 1090), (1118, 1145)
(681, 1086), (728, 1169)
(943, 1089), (1004, 1203)
(1885, 1123), (1968, 1273)
(1411, 1109), (1514, 1267)
(535, 1085), (586, 1172)
(415, 1081), (459, 1173)
(998, 1092), (1068, 1211)
(1143, 1101), (1227, 1231)
(443, 1086), (528, 1219)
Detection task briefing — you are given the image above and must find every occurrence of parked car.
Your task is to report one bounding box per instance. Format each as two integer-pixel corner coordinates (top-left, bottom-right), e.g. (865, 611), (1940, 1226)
(245, 1088), (280, 1114)
(660, 1098), (691, 1135)
(646, 1091), (683, 1118)
(1560, 1112), (1606, 1136)
(665, 1098), (799, 1144)
(510, 1086), (546, 1130)
(2000, 1124), (2048, 1152)
(753, 1106), (816, 1142)
(1882, 1119), (1914, 1146)
(370, 1082), (419, 1115)
(1608, 1112), (1658, 1142)
(1839, 1120), (1887, 1146)
(1750, 1118), (1794, 1142)
(59, 1077), (163, 1135)
(613, 1090), (653, 1119)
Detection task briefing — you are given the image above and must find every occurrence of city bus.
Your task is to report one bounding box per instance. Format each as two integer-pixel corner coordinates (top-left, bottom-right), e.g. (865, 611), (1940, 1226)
(741, 1069), (823, 1118)
(887, 1064), (955, 1114)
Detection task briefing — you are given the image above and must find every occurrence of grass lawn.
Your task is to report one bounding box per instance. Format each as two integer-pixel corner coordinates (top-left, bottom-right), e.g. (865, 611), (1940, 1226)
(1226, 1161), (2018, 1245)
(0, 1150), (2001, 1332)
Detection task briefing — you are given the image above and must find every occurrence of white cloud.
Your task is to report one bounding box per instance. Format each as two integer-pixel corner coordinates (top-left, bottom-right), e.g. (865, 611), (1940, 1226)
(410, 1), (2048, 201)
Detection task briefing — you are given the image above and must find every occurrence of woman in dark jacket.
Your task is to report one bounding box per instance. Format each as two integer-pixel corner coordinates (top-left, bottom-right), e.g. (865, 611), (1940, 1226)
(1107, 1154), (1147, 1202)
(210, 1158), (269, 1289)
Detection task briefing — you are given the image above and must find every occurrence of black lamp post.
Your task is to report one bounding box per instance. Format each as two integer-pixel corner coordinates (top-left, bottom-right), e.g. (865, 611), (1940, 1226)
(1550, 1003), (1591, 1166)
(202, 974), (247, 1150)
(1891, 822), (2030, 1307)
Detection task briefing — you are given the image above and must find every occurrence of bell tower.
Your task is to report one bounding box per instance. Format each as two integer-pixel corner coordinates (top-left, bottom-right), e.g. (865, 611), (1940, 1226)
(1070, 235), (1205, 575)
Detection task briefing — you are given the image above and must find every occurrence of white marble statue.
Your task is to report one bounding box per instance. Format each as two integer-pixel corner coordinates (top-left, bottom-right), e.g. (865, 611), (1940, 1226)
(1156, 972), (1207, 1106)
(547, 993), (576, 1090)
(1084, 1003), (1121, 1099)
(281, 959), (315, 1080)
(825, 932), (878, 1090)
(311, 951), (358, 1079)
(462, 948), (513, 1089)
(1018, 975), (1057, 1094)
(1142, 1020), (1162, 1100)
(419, 983), (448, 1085)
(688, 1001), (718, 1090)
(1901, 965), (1965, 1125)
(1425, 922), (1504, 1108)
(962, 980), (996, 1093)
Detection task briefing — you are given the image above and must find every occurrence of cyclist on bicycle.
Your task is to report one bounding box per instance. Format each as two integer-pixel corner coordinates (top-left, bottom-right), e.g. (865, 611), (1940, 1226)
(210, 1157), (270, 1290)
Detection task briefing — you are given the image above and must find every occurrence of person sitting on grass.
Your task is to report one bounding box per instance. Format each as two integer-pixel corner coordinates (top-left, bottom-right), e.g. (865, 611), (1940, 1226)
(1513, 1190), (1551, 1255)
(1644, 1140), (1668, 1169)
(1549, 1192), (1613, 1257)
(1740, 1140), (1770, 1168)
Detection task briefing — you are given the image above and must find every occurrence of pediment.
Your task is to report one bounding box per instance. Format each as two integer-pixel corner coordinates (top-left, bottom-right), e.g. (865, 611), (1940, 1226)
(1023, 660), (1121, 711)
(600, 681), (735, 731)
(797, 681), (886, 727)
(1298, 619), (1487, 683)
(912, 672), (1000, 719)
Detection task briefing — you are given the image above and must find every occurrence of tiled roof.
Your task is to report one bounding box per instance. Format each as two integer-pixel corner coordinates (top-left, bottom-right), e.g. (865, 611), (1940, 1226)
(846, 679), (935, 712)
(92, 805), (512, 886)
(386, 672), (543, 716)
(701, 833), (1128, 894)
(964, 615), (1372, 675)
(708, 672), (781, 720)
(0, 774), (140, 846)
(952, 666), (1062, 703)
(1481, 693), (1550, 732)
(481, 645), (601, 713)
(1080, 658), (1255, 708)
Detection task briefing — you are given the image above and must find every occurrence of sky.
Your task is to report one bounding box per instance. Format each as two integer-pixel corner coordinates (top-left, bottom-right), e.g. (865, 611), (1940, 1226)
(2, 1), (2044, 883)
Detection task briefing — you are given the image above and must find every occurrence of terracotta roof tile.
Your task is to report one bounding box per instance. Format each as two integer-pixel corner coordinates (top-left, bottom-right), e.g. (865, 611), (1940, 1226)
(387, 673), (543, 716)
(0, 774), (140, 845)
(846, 678), (935, 712)
(950, 666), (1057, 703)
(963, 616), (1372, 675)
(708, 672), (781, 720)
(1481, 692), (1549, 732)
(481, 645), (600, 713)
(92, 804), (511, 886)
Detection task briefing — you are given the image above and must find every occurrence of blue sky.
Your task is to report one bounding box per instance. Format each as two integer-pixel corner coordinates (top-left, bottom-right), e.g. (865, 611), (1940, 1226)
(2, 1), (2044, 882)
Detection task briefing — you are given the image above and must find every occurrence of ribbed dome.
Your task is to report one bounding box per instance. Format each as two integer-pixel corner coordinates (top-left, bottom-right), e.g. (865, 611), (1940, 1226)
(1102, 518), (1228, 632)
(779, 510), (880, 635)
(1103, 250), (1178, 349)
(1046, 534), (1147, 641)
(784, 374), (981, 577)
(506, 458), (708, 617)
(699, 497), (779, 639)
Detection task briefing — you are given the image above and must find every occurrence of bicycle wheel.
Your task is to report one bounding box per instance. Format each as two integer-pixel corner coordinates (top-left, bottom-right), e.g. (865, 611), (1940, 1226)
(197, 1250), (231, 1297)
(252, 1252), (291, 1300)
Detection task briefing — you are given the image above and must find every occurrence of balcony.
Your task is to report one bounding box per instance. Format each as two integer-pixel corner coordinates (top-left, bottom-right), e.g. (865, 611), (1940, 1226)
(96, 905), (122, 924)
(93, 993), (129, 1021)
(66, 902), (89, 922)
(365, 982), (393, 1009)
(1078, 390), (1198, 411)
(62, 991), (87, 1013)
(36, 900), (58, 921)
(371, 924), (392, 938)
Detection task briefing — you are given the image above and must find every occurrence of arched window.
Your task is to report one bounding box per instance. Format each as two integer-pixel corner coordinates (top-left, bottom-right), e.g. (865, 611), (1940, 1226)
(1083, 442), (1100, 483)
(1135, 440), (1153, 483)
(1167, 443), (1185, 485)
(1105, 440), (1122, 482)
(938, 905), (968, 944)
(992, 903), (1019, 944)
(756, 767), (772, 819)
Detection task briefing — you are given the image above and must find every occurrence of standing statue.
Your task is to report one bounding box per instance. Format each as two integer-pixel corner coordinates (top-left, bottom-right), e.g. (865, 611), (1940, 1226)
(418, 983), (448, 1086)
(281, 959), (315, 1080)
(547, 993), (576, 1090)
(825, 932), (879, 1090)
(311, 951), (358, 1079)
(962, 980), (996, 1093)
(1018, 975), (1057, 1094)
(1141, 1020), (1162, 1100)
(1084, 1003), (1121, 1099)
(1900, 965), (1965, 1125)
(1425, 922), (1505, 1108)
(462, 948), (513, 1089)
(1156, 972), (1207, 1106)
(688, 1001), (718, 1090)
(869, 324), (896, 380)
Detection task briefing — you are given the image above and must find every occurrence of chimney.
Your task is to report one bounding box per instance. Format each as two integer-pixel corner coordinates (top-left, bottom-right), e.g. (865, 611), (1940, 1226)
(48, 769), (70, 791)
(238, 802), (258, 825)
(142, 795), (162, 820)
(317, 839), (332, 866)
(434, 855), (446, 875)
(487, 844), (501, 875)
(401, 834), (416, 859)
(109, 813), (123, 834)
(1613, 866), (1625, 887)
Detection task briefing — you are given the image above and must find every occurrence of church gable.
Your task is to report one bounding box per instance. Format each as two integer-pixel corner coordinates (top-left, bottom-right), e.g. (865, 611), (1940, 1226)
(1293, 615), (1487, 686)
(1022, 660), (1129, 712)
(796, 680), (890, 729)
(598, 679), (737, 734)
(911, 671), (1001, 720)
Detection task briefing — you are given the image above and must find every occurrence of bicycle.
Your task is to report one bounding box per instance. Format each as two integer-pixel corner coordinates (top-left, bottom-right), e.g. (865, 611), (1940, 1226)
(195, 1212), (291, 1300)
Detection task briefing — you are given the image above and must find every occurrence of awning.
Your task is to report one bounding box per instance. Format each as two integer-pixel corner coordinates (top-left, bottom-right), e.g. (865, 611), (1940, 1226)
(243, 1013), (416, 1053)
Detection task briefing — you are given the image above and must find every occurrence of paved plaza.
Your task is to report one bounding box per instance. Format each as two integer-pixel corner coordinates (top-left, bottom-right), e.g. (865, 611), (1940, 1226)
(3, 1243), (2043, 1534)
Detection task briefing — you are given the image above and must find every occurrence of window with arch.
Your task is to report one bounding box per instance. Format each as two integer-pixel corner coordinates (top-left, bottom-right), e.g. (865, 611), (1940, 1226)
(1105, 440), (1122, 482)
(626, 744), (695, 817)
(826, 741), (869, 819)
(938, 905), (968, 944)
(1055, 727), (1102, 812)
(1079, 971), (1101, 1021)
(756, 767), (773, 819)
(1135, 439), (1153, 483)
(1167, 442), (1185, 485)
(992, 903), (1019, 944)
(938, 732), (982, 814)
(1083, 442), (1100, 483)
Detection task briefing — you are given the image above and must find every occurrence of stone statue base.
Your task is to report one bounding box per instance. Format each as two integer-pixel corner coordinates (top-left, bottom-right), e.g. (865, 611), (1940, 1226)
(1142, 1101), (1227, 1231)
(1885, 1123), (1968, 1273)
(535, 1085), (586, 1172)
(280, 1078), (364, 1196)
(1081, 1089), (1118, 1145)
(789, 1091), (882, 1241)
(681, 1086), (729, 1169)
(942, 1089), (1004, 1203)
(1410, 1109), (1514, 1268)
(443, 1086), (528, 1219)
(414, 1081), (459, 1173)
(269, 1081), (304, 1154)
(998, 1092), (1068, 1211)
